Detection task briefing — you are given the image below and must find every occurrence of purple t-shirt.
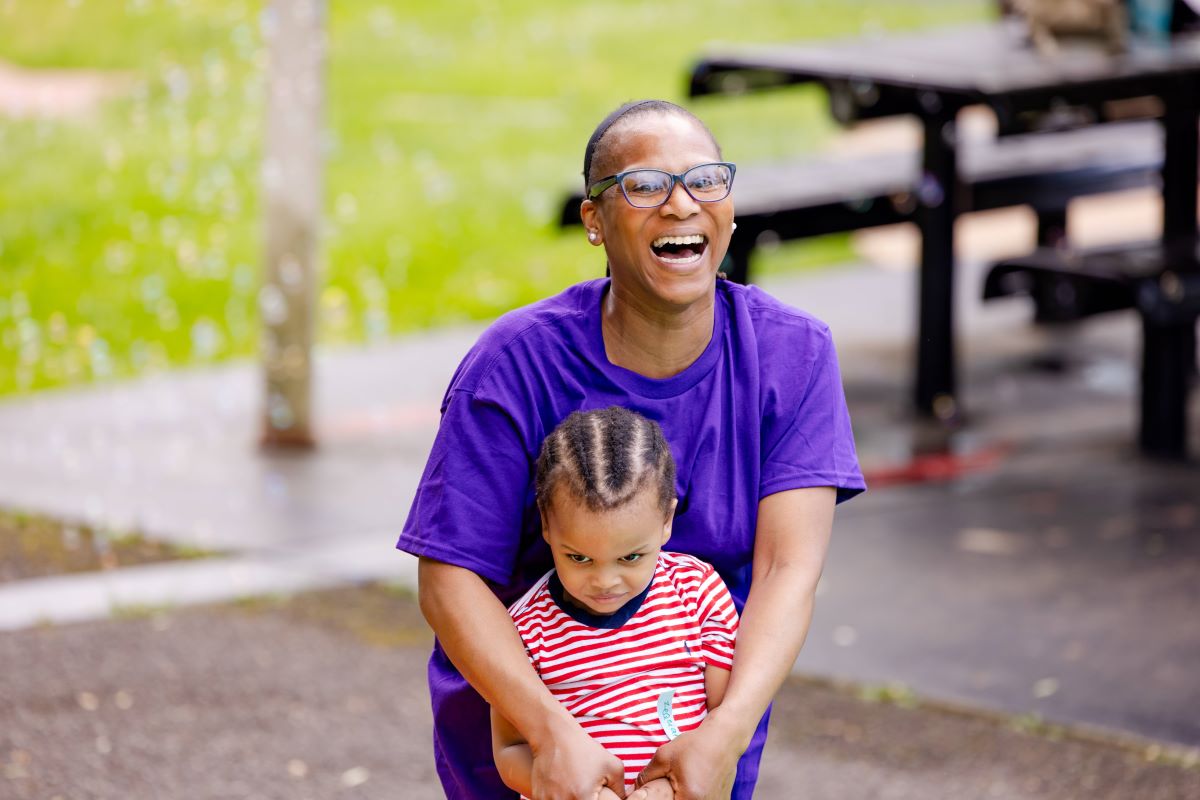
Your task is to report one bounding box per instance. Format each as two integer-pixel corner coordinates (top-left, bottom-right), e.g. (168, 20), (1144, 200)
(398, 278), (864, 799)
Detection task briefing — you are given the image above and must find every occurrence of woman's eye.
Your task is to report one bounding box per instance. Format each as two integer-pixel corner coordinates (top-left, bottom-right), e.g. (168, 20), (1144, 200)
(622, 173), (668, 195)
(619, 553), (643, 563)
(567, 554), (590, 564)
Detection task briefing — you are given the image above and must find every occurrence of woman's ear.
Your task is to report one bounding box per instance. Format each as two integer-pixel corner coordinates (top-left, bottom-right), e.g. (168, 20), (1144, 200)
(580, 199), (603, 246)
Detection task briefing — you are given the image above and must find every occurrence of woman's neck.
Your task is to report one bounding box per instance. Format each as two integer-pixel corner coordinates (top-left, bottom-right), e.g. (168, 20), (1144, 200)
(601, 283), (716, 379)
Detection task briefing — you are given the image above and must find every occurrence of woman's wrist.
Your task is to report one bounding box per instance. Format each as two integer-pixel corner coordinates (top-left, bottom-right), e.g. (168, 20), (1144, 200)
(700, 703), (758, 754)
(523, 698), (585, 752)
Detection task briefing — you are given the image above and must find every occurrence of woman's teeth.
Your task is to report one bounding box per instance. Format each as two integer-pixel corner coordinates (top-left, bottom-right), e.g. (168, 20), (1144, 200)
(652, 234), (706, 248)
(651, 234), (708, 264)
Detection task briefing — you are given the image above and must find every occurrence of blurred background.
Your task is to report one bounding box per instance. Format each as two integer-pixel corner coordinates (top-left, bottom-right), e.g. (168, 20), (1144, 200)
(0, 0), (990, 395)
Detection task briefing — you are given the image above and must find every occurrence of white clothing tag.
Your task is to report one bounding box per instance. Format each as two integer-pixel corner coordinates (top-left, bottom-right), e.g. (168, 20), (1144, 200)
(656, 689), (681, 741)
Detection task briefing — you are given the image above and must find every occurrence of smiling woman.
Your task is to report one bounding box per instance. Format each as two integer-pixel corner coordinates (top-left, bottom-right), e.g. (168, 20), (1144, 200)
(582, 104), (736, 357)
(399, 99), (866, 800)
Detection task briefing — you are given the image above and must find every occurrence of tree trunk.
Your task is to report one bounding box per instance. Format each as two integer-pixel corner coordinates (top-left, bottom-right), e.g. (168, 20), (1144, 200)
(260, 0), (325, 449)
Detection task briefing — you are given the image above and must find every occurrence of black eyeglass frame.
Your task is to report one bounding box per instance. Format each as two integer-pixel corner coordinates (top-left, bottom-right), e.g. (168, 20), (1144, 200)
(587, 162), (737, 208)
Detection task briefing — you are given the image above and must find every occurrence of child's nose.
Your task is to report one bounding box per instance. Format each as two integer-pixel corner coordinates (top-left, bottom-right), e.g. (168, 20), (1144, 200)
(592, 570), (621, 591)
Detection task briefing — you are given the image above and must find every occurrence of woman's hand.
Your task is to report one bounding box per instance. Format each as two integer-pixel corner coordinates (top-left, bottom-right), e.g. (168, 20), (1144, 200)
(635, 720), (740, 800)
(531, 719), (627, 800)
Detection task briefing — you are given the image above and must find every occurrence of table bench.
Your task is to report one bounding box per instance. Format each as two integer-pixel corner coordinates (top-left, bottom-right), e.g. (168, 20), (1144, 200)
(984, 240), (1200, 458)
(559, 120), (1163, 285)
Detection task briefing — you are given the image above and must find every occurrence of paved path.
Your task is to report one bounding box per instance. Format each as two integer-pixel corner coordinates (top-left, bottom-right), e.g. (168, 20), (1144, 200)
(4, 587), (1198, 800)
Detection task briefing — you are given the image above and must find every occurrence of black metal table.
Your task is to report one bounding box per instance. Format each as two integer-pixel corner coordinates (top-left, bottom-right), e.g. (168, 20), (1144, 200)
(690, 21), (1200, 424)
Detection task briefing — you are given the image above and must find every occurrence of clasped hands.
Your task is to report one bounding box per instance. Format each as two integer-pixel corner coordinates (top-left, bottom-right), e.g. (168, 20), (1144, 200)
(531, 720), (739, 800)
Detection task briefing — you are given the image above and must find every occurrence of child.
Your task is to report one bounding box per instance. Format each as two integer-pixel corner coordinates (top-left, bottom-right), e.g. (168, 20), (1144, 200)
(491, 406), (740, 800)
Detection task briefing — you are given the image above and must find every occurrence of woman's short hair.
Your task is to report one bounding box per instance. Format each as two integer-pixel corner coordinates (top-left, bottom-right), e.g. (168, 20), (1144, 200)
(583, 99), (721, 192)
(536, 406), (677, 518)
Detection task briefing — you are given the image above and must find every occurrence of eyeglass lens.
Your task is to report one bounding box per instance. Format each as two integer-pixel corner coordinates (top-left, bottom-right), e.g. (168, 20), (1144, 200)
(619, 164), (732, 208)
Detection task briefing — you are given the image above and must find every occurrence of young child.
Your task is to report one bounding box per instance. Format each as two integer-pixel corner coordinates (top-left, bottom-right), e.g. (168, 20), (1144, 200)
(491, 406), (740, 800)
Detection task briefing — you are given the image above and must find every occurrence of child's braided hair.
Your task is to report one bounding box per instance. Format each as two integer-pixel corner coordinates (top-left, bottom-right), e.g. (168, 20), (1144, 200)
(536, 406), (677, 518)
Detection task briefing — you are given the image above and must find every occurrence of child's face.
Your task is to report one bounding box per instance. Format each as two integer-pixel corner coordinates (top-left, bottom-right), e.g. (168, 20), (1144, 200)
(542, 486), (675, 616)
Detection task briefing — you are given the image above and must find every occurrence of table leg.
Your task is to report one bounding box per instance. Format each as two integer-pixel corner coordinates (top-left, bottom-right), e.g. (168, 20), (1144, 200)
(1146, 75), (1199, 458)
(1161, 74), (1199, 240)
(1035, 207), (1068, 248)
(914, 104), (961, 418)
(1141, 319), (1195, 459)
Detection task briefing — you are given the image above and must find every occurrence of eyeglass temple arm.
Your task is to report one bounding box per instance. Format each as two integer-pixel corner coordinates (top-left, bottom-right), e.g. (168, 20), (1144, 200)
(587, 177), (618, 199)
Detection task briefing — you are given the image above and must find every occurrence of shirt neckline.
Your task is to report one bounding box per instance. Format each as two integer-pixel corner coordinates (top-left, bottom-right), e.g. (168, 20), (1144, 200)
(548, 567), (656, 629)
(581, 279), (727, 399)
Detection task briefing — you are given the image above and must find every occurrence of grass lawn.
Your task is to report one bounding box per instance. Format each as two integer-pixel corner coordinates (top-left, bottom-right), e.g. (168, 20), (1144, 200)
(0, 0), (988, 396)
(0, 507), (215, 582)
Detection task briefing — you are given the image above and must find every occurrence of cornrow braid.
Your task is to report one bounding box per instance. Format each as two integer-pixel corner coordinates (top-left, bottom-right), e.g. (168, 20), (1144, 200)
(536, 406), (677, 518)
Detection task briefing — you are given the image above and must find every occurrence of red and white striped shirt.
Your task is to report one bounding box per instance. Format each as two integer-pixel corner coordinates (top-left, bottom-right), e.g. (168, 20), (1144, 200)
(508, 551), (739, 792)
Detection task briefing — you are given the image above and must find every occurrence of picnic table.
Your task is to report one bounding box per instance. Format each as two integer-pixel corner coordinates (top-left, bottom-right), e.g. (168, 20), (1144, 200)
(688, 20), (1200, 456)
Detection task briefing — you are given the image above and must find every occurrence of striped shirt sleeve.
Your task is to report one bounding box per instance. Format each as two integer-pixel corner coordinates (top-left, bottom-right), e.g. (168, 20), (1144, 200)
(696, 565), (739, 670)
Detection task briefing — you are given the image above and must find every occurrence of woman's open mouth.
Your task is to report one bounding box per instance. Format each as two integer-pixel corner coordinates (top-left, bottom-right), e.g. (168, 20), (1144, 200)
(651, 234), (708, 265)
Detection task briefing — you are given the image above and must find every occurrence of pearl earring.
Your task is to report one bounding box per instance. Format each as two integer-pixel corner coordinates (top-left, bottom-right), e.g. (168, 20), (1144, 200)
(588, 231), (598, 242)
(731, 222), (738, 231)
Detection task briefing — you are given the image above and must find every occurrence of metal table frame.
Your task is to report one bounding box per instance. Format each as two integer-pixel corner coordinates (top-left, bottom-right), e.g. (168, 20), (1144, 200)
(690, 21), (1200, 424)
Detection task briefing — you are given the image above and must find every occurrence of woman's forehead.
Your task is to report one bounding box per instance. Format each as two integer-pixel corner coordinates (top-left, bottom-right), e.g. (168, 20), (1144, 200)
(600, 113), (720, 173)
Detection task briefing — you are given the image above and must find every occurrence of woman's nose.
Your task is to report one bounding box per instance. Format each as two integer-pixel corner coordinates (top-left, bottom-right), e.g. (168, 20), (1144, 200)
(660, 180), (699, 218)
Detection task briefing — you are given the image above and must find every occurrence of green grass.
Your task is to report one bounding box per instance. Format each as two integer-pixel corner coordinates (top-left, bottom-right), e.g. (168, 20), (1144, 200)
(0, 507), (218, 582)
(0, 0), (989, 395)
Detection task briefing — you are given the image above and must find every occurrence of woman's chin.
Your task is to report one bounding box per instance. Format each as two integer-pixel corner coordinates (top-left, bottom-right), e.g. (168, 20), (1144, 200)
(648, 264), (718, 306)
(609, 253), (720, 310)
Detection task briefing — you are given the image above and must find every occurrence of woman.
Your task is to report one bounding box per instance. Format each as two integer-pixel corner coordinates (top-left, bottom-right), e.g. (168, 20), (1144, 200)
(398, 99), (865, 799)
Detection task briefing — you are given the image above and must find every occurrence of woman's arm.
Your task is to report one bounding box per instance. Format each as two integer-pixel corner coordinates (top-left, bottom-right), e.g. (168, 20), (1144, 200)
(636, 486), (836, 799)
(419, 558), (627, 800)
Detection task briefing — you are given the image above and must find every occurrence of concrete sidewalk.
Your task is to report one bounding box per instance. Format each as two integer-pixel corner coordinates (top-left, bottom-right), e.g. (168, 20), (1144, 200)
(1, 241), (1198, 757)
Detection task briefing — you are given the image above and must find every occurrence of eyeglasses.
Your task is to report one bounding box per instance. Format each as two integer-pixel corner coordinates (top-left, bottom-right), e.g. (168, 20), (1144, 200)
(588, 162), (736, 208)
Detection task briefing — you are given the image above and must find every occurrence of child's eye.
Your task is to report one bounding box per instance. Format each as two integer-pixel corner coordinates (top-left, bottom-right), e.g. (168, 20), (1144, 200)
(566, 554), (590, 564)
(619, 553), (643, 563)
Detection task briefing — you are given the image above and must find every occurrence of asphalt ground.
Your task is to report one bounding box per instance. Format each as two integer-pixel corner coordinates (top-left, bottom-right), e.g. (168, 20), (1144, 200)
(2, 585), (1198, 800)
(798, 329), (1200, 750)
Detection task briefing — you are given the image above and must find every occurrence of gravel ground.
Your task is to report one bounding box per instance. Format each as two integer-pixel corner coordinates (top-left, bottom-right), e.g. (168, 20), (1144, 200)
(2, 585), (1197, 800)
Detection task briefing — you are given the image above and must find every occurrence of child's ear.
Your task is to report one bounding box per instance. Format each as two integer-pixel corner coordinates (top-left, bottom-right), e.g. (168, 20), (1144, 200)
(540, 507), (551, 544)
(661, 498), (678, 543)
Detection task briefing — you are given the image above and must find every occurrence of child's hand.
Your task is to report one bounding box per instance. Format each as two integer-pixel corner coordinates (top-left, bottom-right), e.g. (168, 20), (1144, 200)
(597, 787), (625, 800)
(627, 777), (674, 800)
